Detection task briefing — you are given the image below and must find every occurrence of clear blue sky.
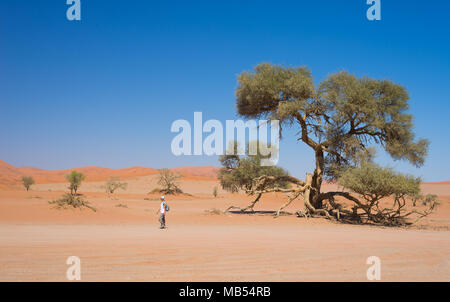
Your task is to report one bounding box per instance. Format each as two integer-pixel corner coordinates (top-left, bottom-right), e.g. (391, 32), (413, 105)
(0, 1), (449, 181)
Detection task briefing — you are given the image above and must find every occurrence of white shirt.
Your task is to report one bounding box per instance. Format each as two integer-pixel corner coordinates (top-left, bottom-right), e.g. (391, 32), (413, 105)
(160, 201), (166, 214)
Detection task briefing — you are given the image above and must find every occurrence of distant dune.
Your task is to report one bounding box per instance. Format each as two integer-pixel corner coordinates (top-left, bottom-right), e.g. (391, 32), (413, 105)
(0, 160), (219, 189)
(171, 166), (220, 178)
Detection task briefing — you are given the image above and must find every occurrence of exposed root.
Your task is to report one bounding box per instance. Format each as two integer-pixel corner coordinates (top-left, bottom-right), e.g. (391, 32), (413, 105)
(224, 193), (262, 213)
(224, 172), (437, 226)
(275, 191), (303, 217)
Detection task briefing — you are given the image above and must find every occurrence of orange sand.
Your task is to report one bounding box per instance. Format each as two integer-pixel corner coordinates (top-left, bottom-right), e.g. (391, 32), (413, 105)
(0, 173), (449, 281)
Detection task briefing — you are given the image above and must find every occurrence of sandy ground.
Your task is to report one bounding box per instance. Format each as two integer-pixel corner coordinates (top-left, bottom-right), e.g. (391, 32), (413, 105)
(0, 179), (449, 281)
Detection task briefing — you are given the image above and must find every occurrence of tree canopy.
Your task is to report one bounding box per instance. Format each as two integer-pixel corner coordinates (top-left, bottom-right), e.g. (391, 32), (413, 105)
(66, 171), (85, 195)
(22, 176), (35, 191)
(236, 63), (428, 176)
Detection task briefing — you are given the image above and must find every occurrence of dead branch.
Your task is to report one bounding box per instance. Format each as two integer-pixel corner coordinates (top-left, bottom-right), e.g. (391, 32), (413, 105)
(224, 193), (262, 213)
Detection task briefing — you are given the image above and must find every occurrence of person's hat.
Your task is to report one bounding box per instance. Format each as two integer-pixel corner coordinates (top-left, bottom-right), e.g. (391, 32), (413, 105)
(160, 196), (165, 200)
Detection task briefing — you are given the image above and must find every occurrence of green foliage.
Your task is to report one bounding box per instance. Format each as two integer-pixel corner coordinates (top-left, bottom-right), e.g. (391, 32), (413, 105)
(412, 193), (438, 207)
(422, 194), (438, 206)
(236, 63), (314, 119)
(49, 193), (96, 212)
(22, 176), (35, 191)
(336, 162), (438, 225)
(320, 72), (428, 170)
(337, 162), (421, 201)
(213, 186), (218, 197)
(157, 168), (183, 194)
(218, 141), (290, 193)
(236, 63), (429, 180)
(66, 171), (85, 195)
(104, 177), (128, 194)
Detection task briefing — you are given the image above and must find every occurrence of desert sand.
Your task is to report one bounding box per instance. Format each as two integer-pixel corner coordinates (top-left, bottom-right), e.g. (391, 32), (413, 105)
(0, 161), (449, 281)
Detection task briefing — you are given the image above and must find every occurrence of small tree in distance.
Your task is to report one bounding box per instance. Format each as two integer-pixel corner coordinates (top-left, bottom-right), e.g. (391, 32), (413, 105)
(66, 171), (85, 195)
(213, 186), (218, 198)
(157, 168), (182, 195)
(49, 171), (93, 211)
(22, 176), (35, 191)
(104, 177), (128, 194)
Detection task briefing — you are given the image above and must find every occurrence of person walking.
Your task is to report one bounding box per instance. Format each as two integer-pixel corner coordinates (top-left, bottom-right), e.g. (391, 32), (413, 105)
(158, 196), (169, 229)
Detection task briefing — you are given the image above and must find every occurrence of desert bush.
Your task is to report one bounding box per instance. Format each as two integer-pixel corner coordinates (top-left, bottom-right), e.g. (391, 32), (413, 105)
(422, 194), (438, 206)
(66, 171), (85, 195)
(104, 177), (127, 194)
(49, 193), (96, 212)
(336, 162), (435, 225)
(338, 163), (421, 200)
(22, 176), (35, 191)
(115, 203), (128, 208)
(213, 186), (218, 197)
(218, 141), (290, 194)
(412, 193), (439, 207)
(157, 168), (183, 194)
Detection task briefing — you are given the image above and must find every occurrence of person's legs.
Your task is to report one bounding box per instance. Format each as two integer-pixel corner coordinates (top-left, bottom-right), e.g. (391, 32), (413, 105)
(159, 213), (166, 228)
(159, 213), (163, 228)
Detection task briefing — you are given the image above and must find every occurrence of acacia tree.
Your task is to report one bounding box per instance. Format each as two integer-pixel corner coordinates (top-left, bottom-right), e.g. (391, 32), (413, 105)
(157, 169), (183, 194)
(22, 176), (35, 191)
(66, 171), (85, 195)
(220, 63), (435, 225)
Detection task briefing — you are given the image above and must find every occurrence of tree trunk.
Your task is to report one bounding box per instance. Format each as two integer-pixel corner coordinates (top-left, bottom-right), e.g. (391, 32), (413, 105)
(310, 149), (324, 209)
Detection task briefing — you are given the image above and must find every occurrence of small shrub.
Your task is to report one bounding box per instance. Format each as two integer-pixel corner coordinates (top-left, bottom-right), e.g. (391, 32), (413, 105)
(337, 162), (435, 225)
(66, 171), (85, 195)
(22, 176), (35, 191)
(104, 177), (128, 194)
(422, 194), (438, 206)
(49, 193), (96, 212)
(213, 186), (218, 198)
(115, 203), (128, 208)
(157, 169), (183, 194)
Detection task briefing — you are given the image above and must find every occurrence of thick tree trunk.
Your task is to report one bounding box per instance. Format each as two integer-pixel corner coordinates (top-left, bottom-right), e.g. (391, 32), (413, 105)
(310, 149), (324, 209)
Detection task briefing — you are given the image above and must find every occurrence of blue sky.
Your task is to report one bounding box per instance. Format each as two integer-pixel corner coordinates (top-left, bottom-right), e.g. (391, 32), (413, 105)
(0, 0), (449, 181)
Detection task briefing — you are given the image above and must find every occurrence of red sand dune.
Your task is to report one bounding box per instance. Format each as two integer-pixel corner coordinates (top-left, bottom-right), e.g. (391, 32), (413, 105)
(0, 160), (219, 189)
(171, 166), (220, 178)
